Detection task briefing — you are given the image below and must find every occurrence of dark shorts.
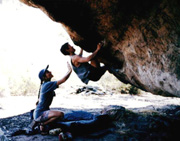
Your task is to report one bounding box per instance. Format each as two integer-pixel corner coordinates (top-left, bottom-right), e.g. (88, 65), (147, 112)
(35, 110), (49, 122)
(88, 66), (107, 81)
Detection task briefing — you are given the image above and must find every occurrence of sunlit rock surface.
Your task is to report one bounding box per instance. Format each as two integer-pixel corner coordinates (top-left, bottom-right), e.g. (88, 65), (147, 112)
(20, 0), (180, 97)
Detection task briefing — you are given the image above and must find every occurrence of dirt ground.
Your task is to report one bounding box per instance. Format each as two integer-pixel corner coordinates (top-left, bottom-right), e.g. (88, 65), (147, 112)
(1, 85), (180, 140)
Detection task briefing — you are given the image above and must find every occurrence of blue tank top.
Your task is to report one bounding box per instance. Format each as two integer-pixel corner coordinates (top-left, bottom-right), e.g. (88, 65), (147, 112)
(71, 60), (92, 84)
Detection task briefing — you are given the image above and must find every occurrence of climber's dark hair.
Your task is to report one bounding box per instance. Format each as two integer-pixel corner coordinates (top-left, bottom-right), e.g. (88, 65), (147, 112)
(60, 42), (70, 55)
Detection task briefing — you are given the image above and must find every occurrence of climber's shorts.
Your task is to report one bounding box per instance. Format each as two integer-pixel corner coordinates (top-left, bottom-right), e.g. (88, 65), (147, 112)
(88, 66), (107, 81)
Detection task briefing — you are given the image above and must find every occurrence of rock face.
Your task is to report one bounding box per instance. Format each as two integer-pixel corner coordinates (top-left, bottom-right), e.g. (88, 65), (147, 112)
(20, 0), (180, 96)
(2, 105), (180, 141)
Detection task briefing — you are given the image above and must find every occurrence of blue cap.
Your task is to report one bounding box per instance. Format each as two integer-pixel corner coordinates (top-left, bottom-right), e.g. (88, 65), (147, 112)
(38, 65), (49, 81)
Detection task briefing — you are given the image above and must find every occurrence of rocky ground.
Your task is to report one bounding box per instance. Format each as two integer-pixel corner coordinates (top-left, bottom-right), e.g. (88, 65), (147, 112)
(1, 85), (180, 141)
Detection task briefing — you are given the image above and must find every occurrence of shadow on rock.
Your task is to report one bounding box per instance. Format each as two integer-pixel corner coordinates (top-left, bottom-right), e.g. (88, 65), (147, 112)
(1, 105), (180, 140)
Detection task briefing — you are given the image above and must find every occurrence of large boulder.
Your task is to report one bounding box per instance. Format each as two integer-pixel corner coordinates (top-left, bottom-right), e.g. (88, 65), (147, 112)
(20, 0), (180, 97)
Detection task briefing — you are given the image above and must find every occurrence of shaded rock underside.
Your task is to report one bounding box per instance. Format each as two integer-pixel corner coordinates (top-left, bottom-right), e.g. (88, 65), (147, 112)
(20, 0), (180, 97)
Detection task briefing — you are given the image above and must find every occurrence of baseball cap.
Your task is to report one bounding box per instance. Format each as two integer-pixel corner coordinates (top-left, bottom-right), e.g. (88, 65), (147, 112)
(38, 65), (49, 81)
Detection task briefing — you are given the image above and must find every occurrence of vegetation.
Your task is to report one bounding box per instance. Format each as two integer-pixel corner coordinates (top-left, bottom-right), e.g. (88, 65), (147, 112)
(99, 72), (141, 95)
(0, 69), (141, 97)
(119, 84), (141, 95)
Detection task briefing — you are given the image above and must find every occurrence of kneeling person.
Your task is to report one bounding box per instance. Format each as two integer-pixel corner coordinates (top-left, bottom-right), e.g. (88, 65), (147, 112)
(33, 63), (72, 134)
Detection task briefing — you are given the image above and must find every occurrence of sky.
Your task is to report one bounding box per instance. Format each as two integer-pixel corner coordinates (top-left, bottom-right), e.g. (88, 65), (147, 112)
(0, 0), (70, 72)
(0, 0), (85, 95)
